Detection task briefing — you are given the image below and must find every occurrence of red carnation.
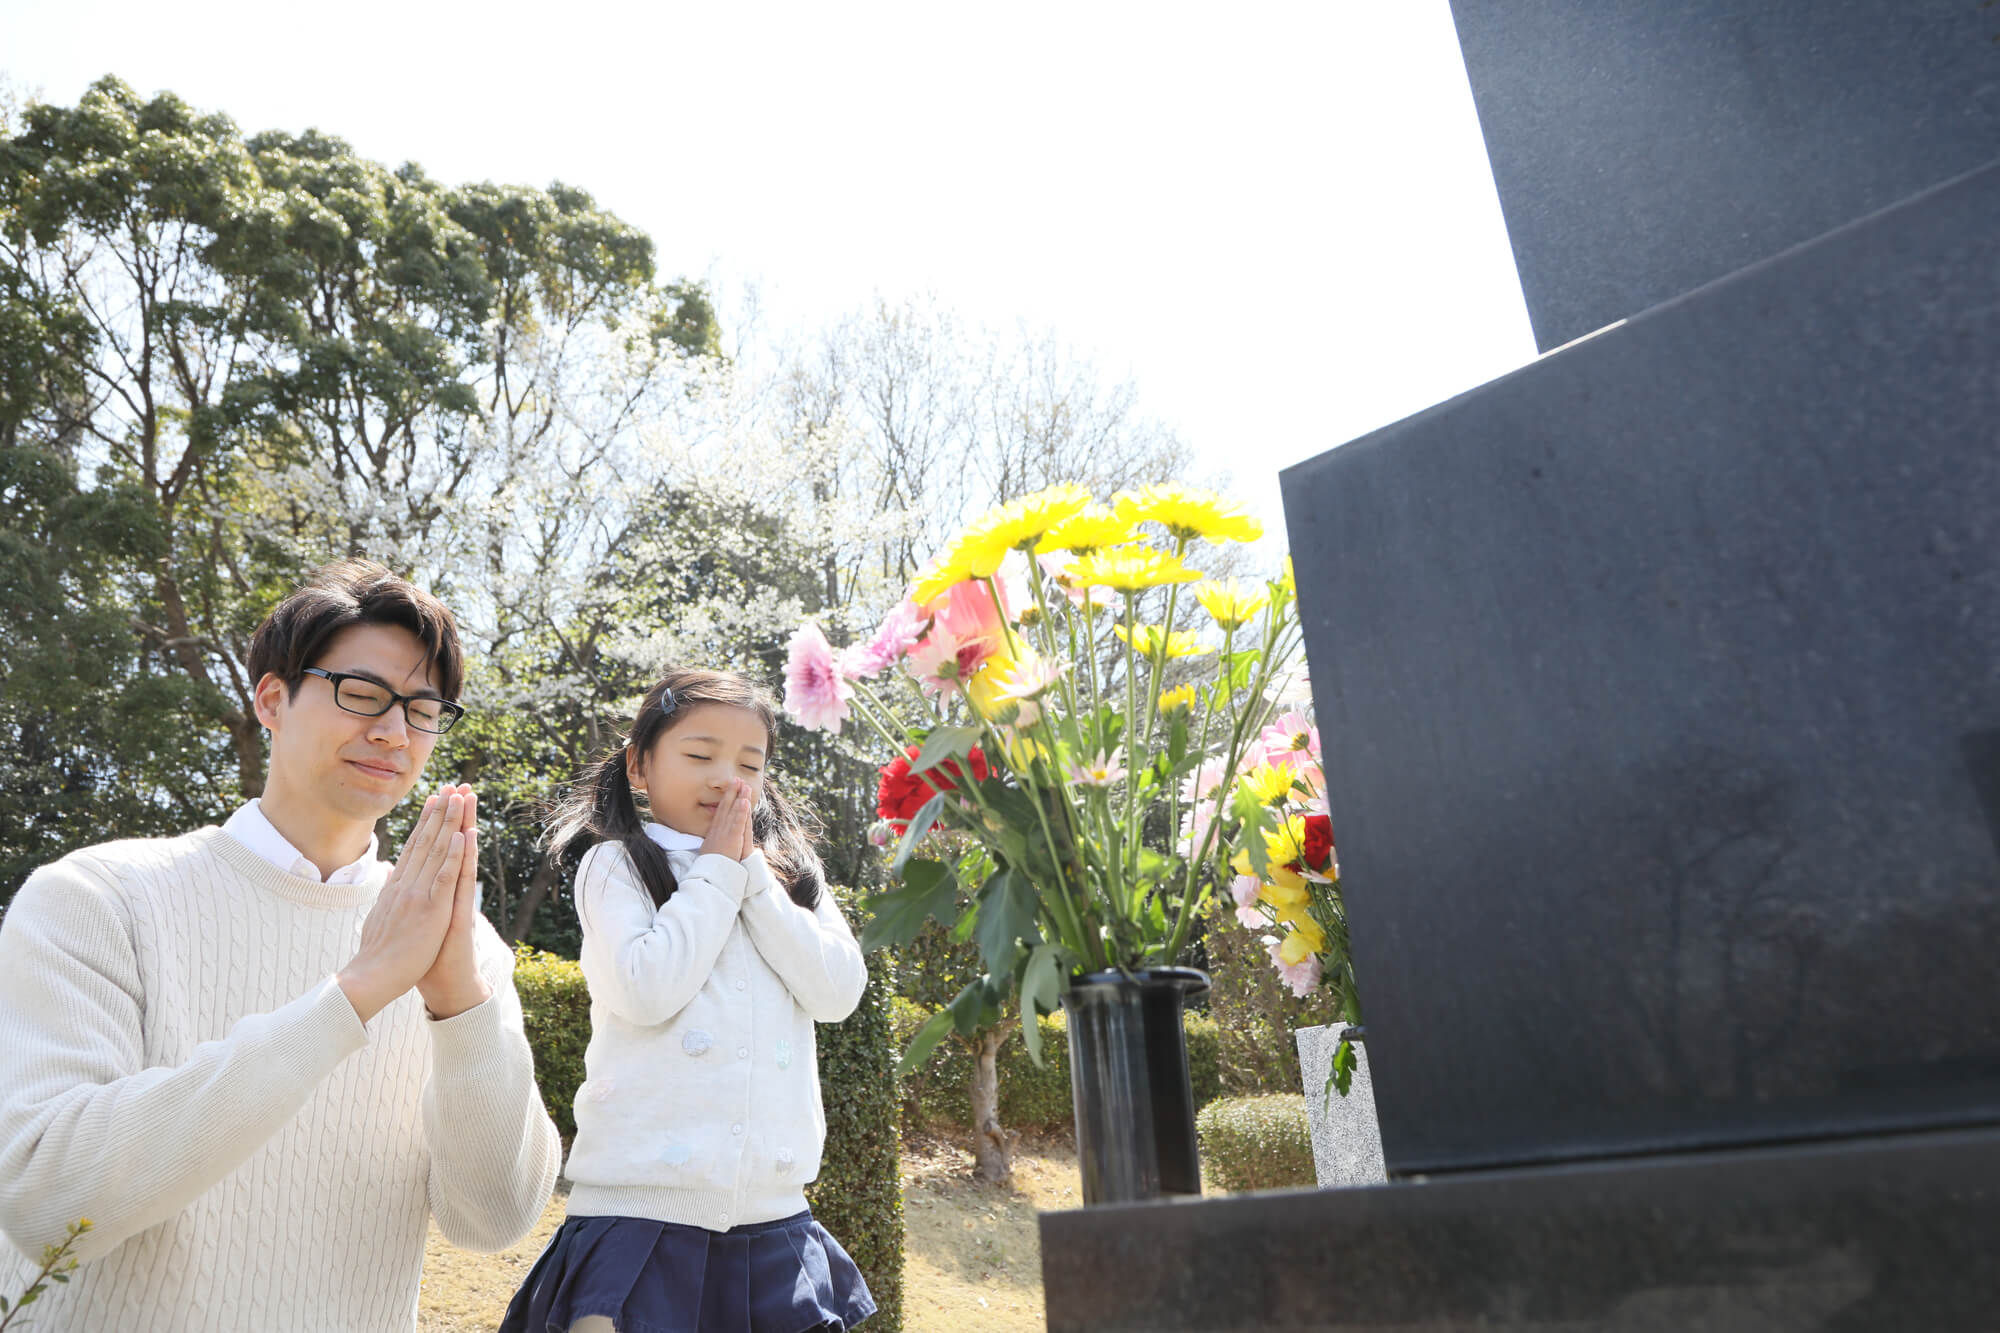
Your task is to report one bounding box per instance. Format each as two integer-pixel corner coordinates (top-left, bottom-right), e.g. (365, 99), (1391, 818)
(876, 745), (991, 832)
(1301, 814), (1335, 874)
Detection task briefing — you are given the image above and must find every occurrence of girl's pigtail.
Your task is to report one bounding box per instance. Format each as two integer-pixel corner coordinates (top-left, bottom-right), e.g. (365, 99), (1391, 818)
(755, 776), (826, 910)
(547, 732), (682, 909)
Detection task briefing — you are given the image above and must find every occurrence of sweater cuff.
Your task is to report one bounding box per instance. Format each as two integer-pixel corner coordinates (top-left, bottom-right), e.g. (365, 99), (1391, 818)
(739, 850), (776, 901)
(424, 988), (508, 1073)
(686, 852), (750, 906)
(315, 974), (372, 1055)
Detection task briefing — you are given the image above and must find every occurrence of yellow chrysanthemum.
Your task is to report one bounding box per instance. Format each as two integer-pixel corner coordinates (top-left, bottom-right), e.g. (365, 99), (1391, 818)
(1263, 815), (1309, 869)
(1068, 545), (1202, 592)
(1233, 847), (1307, 898)
(1279, 925), (1323, 965)
(966, 654), (1016, 721)
(1001, 729), (1049, 769)
(1038, 505), (1137, 554)
(1240, 763), (1294, 807)
(1113, 622), (1212, 658)
(969, 650), (1064, 726)
(910, 539), (980, 603)
(958, 484), (1094, 574)
(1114, 484), (1263, 544)
(1274, 555), (1296, 604)
(1157, 683), (1198, 712)
(1195, 578), (1270, 631)
(1260, 874), (1309, 907)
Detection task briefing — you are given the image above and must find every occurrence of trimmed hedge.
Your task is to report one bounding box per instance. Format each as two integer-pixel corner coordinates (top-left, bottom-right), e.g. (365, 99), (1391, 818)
(891, 997), (1224, 1132)
(509, 892), (905, 1332)
(1195, 1094), (1316, 1193)
(804, 902), (905, 1333)
(513, 944), (591, 1148)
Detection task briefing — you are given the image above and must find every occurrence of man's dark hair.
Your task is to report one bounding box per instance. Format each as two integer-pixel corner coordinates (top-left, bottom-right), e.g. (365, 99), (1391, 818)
(246, 559), (465, 702)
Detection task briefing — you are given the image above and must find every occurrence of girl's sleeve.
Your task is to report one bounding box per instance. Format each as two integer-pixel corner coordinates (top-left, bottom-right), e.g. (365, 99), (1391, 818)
(575, 842), (749, 1027)
(736, 852), (869, 1022)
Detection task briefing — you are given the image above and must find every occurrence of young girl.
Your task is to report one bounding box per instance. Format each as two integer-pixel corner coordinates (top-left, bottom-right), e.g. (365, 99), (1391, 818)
(500, 668), (875, 1333)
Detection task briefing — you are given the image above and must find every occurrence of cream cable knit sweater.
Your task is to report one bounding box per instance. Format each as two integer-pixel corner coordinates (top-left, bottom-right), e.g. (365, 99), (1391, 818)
(0, 827), (562, 1332)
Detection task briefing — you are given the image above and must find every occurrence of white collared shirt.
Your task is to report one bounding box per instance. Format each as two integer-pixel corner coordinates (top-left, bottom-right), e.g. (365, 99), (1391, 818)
(643, 821), (705, 853)
(222, 798), (379, 885)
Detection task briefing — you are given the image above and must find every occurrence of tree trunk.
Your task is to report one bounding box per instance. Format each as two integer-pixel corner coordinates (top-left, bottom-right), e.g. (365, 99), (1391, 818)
(505, 852), (563, 944)
(969, 1027), (1013, 1185)
(229, 715), (266, 800)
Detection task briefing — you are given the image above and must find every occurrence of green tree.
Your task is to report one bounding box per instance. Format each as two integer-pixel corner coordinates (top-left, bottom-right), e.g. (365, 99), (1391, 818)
(0, 77), (716, 911)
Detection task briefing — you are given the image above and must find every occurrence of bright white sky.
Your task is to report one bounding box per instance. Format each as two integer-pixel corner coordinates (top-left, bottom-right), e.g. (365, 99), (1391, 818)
(0, 0), (1535, 542)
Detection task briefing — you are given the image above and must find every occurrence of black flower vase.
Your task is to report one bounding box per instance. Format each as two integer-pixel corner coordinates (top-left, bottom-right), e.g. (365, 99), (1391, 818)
(1061, 966), (1210, 1204)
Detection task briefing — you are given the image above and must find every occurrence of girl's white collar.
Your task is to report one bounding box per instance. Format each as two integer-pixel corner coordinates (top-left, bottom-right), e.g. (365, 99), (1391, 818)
(643, 821), (704, 852)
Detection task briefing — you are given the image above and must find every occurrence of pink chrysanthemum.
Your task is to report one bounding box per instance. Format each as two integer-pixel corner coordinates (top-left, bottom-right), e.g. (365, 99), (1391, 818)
(1230, 874), (1265, 928)
(906, 625), (996, 700)
(1181, 758), (1227, 805)
(1258, 711), (1320, 770)
(842, 600), (924, 680)
(782, 622), (853, 734)
(1266, 938), (1324, 998)
(1180, 797), (1217, 852)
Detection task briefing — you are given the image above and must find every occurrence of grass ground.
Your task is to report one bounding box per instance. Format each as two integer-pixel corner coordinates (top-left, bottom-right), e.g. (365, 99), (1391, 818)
(415, 1132), (1099, 1332)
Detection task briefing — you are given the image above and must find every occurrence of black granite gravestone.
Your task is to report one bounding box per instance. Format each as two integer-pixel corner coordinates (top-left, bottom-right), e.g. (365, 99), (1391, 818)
(1449, 0), (2000, 351)
(1280, 155), (2000, 1179)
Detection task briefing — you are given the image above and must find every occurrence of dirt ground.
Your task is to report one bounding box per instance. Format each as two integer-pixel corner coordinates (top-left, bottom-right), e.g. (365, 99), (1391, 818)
(415, 1134), (1094, 1332)
(416, 1183), (570, 1332)
(897, 1131), (1083, 1332)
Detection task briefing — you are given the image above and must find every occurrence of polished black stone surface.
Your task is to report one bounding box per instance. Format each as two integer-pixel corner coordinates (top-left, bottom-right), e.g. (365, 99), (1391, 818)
(1448, 0), (2000, 350)
(1278, 157), (2000, 1177)
(1039, 1126), (2000, 1331)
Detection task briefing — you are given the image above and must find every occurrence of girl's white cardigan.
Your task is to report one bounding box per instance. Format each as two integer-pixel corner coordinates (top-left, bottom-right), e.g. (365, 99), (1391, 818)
(562, 835), (867, 1232)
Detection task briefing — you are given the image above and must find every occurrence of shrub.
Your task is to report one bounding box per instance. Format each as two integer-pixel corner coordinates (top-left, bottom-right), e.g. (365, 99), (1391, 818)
(806, 896), (905, 1332)
(513, 944), (591, 1148)
(891, 999), (1225, 1133)
(513, 896), (905, 1332)
(1195, 1094), (1317, 1193)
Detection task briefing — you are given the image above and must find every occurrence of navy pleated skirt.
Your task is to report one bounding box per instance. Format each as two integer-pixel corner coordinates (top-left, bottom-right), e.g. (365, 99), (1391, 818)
(498, 1210), (875, 1333)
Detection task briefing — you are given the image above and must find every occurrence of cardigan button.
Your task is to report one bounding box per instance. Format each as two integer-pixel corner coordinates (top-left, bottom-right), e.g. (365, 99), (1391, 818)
(737, 1047), (749, 1059)
(732, 1122), (744, 1135)
(735, 979), (747, 991)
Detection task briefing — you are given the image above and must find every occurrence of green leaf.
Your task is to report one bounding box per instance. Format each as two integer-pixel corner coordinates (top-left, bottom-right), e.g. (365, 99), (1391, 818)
(1017, 942), (1065, 1068)
(972, 867), (1042, 976)
(1231, 781), (1274, 878)
(948, 974), (1004, 1034)
(1223, 648), (1261, 695)
(949, 900), (981, 943)
(895, 1007), (957, 1077)
(859, 859), (957, 951)
(975, 779), (1062, 884)
(889, 791), (949, 875)
(907, 724), (980, 777)
(1329, 1037), (1358, 1099)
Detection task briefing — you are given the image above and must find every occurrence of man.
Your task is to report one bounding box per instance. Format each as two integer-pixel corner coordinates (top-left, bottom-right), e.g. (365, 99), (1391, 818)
(0, 560), (561, 1331)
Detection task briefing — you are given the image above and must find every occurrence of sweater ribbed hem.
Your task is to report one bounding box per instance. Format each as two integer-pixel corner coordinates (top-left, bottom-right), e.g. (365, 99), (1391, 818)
(564, 1182), (809, 1232)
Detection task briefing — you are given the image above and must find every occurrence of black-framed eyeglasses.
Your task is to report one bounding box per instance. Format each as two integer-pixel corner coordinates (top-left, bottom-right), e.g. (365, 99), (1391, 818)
(301, 667), (466, 735)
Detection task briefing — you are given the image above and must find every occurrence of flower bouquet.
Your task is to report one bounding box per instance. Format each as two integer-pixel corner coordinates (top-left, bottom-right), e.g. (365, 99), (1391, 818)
(1211, 709), (1364, 1092)
(780, 481), (1352, 1082)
